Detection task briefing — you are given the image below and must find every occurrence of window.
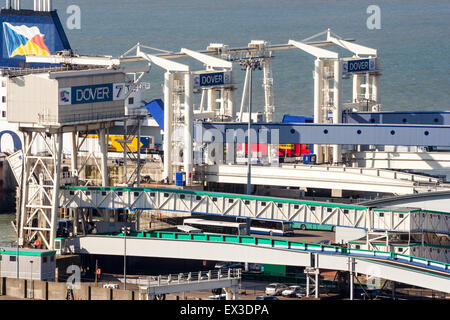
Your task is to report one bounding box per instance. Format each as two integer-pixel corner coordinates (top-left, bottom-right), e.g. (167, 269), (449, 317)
(164, 193), (169, 198)
(343, 209), (349, 214)
(398, 248), (403, 252)
(294, 205), (299, 210)
(1, 81), (6, 87)
(355, 245), (360, 249)
(228, 199), (233, 204)
(261, 202), (266, 207)
(179, 194), (185, 200)
(1, 111), (5, 118)
(327, 208), (332, 213)
(128, 97), (134, 105)
(102, 192), (106, 196)
(379, 212), (384, 217)
(134, 192), (140, 197)
(196, 196), (201, 201)
(9, 256), (16, 262)
(277, 204), (283, 208)
(311, 206), (316, 211)
(118, 191), (123, 196)
(1, 96), (5, 103)
(244, 200), (250, 205)
(399, 214), (404, 218)
(43, 257), (48, 263)
(212, 197), (217, 202)
(150, 192), (156, 197)
(51, 256), (54, 262)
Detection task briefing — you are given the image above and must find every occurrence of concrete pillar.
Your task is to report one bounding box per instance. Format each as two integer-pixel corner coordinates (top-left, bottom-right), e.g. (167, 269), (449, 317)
(207, 89), (215, 113)
(372, 75), (379, 107)
(313, 58), (323, 163)
(98, 128), (108, 187)
(163, 72), (174, 183)
(333, 59), (342, 164)
(137, 119), (141, 187)
(184, 73), (193, 186)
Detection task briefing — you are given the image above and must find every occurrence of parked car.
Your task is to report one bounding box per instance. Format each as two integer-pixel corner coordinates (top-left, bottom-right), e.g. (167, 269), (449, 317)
(256, 295), (279, 300)
(103, 283), (120, 289)
(265, 283), (289, 296)
(282, 285), (306, 297)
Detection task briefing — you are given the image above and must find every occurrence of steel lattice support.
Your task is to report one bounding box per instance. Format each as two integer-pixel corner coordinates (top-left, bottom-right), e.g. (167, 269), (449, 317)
(18, 130), (63, 250)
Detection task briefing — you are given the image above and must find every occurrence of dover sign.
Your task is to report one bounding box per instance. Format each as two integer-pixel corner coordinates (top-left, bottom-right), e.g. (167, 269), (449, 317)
(59, 83), (126, 105)
(342, 58), (377, 74)
(193, 71), (232, 89)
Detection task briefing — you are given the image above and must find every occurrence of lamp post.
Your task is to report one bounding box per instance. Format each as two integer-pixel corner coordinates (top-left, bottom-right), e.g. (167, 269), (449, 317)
(29, 260), (33, 299)
(236, 58), (262, 195)
(121, 226), (131, 290)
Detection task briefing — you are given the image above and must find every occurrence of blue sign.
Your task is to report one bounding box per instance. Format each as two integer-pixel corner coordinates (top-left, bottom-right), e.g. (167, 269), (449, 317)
(343, 59), (376, 74)
(194, 71), (231, 88)
(0, 130), (22, 152)
(71, 83), (113, 105)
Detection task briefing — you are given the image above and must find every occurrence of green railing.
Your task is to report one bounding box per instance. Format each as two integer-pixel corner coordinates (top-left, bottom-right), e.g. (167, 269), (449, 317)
(93, 230), (450, 273)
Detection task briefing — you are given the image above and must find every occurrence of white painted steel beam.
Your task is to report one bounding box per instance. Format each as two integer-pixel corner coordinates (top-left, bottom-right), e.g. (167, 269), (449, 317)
(137, 52), (189, 72)
(288, 40), (338, 59)
(328, 36), (377, 56)
(181, 48), (232, 69)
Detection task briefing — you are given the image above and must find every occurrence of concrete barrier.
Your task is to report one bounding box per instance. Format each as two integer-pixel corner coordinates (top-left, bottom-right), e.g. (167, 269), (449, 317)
(112, 289), (135, 300)
(91, 286), (111, 300)
(47, 282), (68, 300)
(5, 278), (26, 298)
(73, 285), (90, 300)
(1, 278), (136, 300)
(32, 280), (47, 300)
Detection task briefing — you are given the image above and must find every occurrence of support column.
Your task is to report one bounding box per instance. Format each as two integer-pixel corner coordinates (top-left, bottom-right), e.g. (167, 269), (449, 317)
(228, 70), (236, 120)
(352, 73), (361, 104)
(313, 58), (323, 163)
(207, 89), (216, 114)
(372, 75), (379, 107)
(262, 59), (274, 123)
(137, 119), (141, 187)
(333, 59), (342, 164)
(49, 132), (63, 250)
(163, 72), (174, 183)
(184, 73), (193, 186)
(71, 132), (78, 178)
(98, 128), (108, 187)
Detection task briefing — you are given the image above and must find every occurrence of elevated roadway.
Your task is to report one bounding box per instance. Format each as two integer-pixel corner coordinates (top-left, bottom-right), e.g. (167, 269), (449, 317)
(62, 231), (450, 293)
(198, 164), (448, 195)
(361, 190), (450, 212)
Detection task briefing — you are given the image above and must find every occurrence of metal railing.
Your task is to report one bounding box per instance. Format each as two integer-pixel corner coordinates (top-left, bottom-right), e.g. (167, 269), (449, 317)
(138, 268), (242, 289)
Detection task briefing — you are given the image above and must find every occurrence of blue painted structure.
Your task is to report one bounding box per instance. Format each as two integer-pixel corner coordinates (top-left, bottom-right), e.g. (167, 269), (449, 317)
(0, 9), (71, 68)
(282, 115), (313, 123)
(145, 99), (164, 130)
(343, 111), (450, 126)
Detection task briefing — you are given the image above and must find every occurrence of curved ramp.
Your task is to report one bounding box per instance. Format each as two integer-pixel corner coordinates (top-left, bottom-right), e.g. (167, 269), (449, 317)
(361, 191), (450, 212)
(63, 231), (450, 293)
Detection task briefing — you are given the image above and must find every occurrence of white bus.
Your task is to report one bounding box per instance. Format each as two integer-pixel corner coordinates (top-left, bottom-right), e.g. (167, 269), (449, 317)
(183, 218), (248, 236)
(236, 218), (294, 236)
